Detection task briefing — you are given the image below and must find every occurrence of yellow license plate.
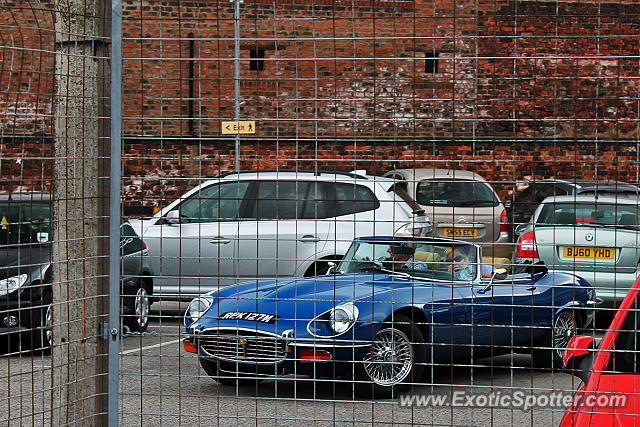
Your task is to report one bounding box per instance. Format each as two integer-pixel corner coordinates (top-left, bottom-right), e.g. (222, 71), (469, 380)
(563, 246), (615, 260)
(443, 228), (478, 237)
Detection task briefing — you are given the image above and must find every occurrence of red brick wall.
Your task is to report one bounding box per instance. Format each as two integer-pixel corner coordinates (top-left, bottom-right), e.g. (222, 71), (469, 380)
(121, 137), (640, 210)
(0, 1), (55, 136)
(476, 1), (640, 138)
(1, 1), (639, 206)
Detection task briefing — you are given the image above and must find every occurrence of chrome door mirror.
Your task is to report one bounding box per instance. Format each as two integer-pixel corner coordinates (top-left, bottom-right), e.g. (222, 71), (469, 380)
(165, 209), (180, 225)
(483, 268), (508, 292)
(326, 261), (337, 275)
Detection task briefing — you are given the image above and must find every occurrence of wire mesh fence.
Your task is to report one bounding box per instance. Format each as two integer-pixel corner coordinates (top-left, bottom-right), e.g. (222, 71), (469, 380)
(1, 0), (640, 425)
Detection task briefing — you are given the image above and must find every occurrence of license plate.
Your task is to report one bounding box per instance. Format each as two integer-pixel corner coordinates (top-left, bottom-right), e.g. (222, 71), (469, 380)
(563, 246), (615, 260)
(218, 312), (279, 323)
(443, 228), (478, 237)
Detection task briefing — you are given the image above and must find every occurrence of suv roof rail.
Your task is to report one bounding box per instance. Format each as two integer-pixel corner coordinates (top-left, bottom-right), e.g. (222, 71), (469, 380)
(215, 169), (368, 180)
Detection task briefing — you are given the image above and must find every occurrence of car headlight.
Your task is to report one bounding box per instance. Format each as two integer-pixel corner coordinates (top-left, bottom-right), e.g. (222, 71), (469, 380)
(329, 302), (359, 334)
(184, 296), (214, 327)
(0, 274), (28, 296)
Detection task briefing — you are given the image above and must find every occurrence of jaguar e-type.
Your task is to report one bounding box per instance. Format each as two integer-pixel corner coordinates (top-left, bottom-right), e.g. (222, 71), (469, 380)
(183, 236), (596, 398)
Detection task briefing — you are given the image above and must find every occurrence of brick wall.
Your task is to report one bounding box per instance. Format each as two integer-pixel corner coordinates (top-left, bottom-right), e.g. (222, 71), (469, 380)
(1, 1), (639, 207)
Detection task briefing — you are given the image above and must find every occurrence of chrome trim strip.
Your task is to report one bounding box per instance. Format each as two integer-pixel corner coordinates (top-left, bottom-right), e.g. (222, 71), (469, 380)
(289, 341), (371, 348)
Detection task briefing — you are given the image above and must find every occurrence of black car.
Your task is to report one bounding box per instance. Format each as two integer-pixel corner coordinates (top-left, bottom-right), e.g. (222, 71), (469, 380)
(0, 193), (154, 352)
(506, 179), (640, 241)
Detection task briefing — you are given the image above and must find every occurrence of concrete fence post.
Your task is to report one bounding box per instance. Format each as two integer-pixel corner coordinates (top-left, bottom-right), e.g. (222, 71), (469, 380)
(53, 0), (110, 424)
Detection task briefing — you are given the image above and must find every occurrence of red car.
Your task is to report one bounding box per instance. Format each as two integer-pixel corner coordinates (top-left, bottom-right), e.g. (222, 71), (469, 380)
(561, 278), (640, 426)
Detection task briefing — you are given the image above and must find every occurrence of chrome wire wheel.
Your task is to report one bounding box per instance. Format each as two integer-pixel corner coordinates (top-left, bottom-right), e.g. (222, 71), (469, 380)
(363, 327), (414, 386)
(552, 310), (576, 360)
(134, 286), (150, 329)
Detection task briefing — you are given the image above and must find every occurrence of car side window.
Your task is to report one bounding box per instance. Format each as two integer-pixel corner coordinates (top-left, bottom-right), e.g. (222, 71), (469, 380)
(301, 182), (328, 219)
(178, 181), (250, 222)
(325, 183), (380, 217)
(250, 181), (311, 220)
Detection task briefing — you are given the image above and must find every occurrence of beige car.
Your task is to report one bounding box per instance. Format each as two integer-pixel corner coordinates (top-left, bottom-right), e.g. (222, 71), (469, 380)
(384, 169), (509, 247)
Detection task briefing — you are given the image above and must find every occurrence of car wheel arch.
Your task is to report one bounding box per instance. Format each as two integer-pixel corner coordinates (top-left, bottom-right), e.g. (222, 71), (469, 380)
(382, 306), (430, 343)
(554, 302), (586, 328)
(141, 273), (154, 303)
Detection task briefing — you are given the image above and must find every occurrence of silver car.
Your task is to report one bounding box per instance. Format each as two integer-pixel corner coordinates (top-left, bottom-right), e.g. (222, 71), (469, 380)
(384, 168), (509, 246)
(513, 195), (640, 305)
(131, 170), (432, 300)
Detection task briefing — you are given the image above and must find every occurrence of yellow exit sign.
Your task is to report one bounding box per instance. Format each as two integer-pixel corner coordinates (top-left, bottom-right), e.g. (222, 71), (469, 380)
(221, 121), (256, 134)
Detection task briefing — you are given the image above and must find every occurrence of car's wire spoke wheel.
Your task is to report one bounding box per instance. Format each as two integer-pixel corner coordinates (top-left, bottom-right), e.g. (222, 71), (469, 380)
(363, 327), (414, 386)
(134, 287), (150, 329)
(552, 310), (576, 359)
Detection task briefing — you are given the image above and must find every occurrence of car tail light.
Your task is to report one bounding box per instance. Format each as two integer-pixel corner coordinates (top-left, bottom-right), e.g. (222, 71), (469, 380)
(142, 240), (148, 250)
(500, 209), (508, 233)
(517, 231), (538, 258)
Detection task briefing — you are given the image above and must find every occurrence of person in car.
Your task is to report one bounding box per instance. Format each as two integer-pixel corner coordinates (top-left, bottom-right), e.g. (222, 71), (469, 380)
(385, 244), (430, 271)
(444, 246), (494, 280)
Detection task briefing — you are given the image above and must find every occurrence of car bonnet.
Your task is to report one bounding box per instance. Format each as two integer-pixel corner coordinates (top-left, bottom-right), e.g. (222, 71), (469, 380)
(0, 243), (51, 279)
(207, 273), (403, 321)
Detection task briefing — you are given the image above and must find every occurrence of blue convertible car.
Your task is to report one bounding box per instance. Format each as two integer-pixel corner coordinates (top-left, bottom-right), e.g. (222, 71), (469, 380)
(183, 237), (596, 397)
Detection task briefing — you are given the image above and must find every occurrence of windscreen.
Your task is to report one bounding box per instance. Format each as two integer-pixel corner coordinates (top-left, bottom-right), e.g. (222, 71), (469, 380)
(0, 201), (51, 245)
(536, 202), (639, 227)
(416, 179), (499, 207)
(338, 240), (480, 281)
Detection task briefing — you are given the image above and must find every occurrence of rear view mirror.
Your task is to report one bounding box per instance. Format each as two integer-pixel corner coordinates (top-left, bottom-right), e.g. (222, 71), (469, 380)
(483, 268), (508, 292)
(165, 210), (180, 225)
(563, 335), (595, 384)
(326, 261), (337, 275)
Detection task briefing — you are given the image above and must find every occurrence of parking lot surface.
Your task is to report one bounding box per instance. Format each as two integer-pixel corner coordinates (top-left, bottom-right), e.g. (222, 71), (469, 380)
(0, 302), (602, 427)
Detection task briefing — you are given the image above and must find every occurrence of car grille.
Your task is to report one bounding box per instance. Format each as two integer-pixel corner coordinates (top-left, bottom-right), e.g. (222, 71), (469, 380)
(199, 329), (287, 364)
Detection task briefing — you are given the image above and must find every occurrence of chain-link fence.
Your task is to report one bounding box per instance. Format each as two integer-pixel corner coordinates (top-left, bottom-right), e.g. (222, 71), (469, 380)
(1, 0), (640, 425)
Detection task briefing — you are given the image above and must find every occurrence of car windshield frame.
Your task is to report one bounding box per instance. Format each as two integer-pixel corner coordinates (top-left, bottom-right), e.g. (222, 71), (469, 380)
(337, 238), (481, 282)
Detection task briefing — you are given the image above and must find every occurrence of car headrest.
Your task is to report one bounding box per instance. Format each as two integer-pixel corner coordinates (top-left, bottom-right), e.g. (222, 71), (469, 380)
(414, 251), (442, 269)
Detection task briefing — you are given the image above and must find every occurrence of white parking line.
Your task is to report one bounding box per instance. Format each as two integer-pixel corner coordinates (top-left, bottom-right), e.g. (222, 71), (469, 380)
(120, 338), (182, 355)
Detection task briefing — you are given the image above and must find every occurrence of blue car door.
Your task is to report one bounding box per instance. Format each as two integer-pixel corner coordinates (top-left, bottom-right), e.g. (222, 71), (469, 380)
(470, 274), (548, 355)
(421, 282), (471, 361)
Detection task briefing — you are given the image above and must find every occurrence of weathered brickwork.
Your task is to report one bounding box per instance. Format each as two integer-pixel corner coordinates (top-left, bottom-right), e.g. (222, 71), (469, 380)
(0, 1), (55, 135)
(1, 1), (639, 208)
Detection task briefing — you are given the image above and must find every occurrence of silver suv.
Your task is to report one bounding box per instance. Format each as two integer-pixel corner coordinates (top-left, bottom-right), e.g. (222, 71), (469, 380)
(131, 170), (431, 300)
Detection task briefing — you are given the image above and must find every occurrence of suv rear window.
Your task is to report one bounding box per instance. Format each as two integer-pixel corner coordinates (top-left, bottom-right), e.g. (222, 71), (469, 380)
(536, 202), (639, 227)
(415, 179), (499, 207)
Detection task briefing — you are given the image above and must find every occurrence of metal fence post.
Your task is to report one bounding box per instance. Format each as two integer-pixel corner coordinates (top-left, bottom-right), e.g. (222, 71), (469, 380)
(234, 0), (241, 171)
(109, 0), (123, 424)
